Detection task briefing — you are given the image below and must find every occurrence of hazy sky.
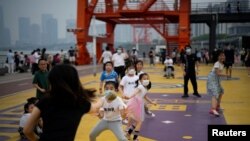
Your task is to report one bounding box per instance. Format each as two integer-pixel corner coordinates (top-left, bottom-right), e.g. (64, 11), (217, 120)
(0, 0), (226, 44)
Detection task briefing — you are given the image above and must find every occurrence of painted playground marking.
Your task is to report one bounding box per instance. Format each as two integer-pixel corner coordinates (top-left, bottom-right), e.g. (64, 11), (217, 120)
(177, 76), (240, 81)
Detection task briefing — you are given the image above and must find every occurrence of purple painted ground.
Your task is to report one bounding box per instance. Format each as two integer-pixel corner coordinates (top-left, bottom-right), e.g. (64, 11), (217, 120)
(0, 93), (226, 141)
(140, 93), (226, 141)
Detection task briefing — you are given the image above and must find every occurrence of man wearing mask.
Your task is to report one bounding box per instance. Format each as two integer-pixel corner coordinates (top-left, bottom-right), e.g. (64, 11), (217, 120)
(181, 45), (201, 98)
(112, 47), (128, 79)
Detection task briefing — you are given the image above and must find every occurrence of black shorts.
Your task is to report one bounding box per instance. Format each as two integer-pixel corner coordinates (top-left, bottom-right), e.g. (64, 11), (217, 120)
(224, 62), (233, 68)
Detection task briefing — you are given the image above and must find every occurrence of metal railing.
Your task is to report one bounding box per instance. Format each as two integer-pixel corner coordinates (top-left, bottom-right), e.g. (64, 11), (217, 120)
(92, 0), (250, 14)
(191, 1), (250, 14)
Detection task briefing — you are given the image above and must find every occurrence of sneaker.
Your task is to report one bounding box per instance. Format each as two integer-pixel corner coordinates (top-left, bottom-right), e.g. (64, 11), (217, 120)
(122, 119), (128, 124)
(146, 110), (156, 117)
(193, 93), (201, 98)
(209, 109), (220, 117)
(148, 111), (156, 117)
(150, 113), (156, 117)
(182, 95), (189, 98)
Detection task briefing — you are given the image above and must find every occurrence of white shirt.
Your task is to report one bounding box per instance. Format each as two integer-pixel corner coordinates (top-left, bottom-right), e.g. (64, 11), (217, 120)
(112, 53), (126, 67)
(19, 113), (31, 127)
(33, 52), (40, 63)
(100, 97), (126, 121)
(136, 84), (147, 98)
(120, 75), (139, 97)
(101, 51), (112, 63)
(212, 61), (224, 72)
(6, 52), (14, 64)
(164, 58), (173, 67)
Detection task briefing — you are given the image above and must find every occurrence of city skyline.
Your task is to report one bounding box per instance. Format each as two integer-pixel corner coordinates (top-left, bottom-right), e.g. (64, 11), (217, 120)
(0, 0), (227, 45)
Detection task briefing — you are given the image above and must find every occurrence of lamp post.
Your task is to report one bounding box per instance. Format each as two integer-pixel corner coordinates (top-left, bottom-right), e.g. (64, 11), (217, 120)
(93, 16), (97, 76)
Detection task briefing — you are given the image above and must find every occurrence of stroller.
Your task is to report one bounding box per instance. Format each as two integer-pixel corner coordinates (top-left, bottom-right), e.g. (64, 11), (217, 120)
(165, 66), (175, 78)
(164, 57), (175, 79)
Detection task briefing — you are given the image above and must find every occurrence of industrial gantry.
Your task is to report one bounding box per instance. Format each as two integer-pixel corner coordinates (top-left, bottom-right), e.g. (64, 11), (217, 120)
(74, 0), (191, 65)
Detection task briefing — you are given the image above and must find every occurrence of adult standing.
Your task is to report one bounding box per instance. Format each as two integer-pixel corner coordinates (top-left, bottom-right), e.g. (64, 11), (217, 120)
(32, 49), (41, 74)
(112, 47), (128, 79)
(98, 46), (112, 70)
(6, 49), (14, 74)
(224, 45), (234, 78)
(24, 64), (100, 141)
(14, 51), (20, 72)
(181, 45), (201, 98)
(148, 47), (155, 66)
(237, 1), (240, 13)
(68, 46), (76, 65)
(226, 3), (231, 13)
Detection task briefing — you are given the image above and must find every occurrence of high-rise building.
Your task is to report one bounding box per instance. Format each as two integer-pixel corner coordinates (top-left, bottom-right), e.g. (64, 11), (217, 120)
(30, 24), (41, 45)
(18, 17), (31, 45)
(3, 28), (11, 46)
(0, 6), (11, 47)
(0, 6), (3, 32)
(0, 6), (4, 46)
(41, 14), (58, 45)
(46, 18), (58, 45)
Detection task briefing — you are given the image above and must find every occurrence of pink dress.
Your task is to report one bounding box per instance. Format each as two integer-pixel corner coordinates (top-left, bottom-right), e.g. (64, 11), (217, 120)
(126, 84), (147, 122)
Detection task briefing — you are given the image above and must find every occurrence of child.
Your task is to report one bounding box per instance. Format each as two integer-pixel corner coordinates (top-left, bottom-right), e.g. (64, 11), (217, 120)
(207, 51), (228, 117)
(99, 61), (119, 94)
(135, 60), (155, 117)
(124, 73), (156, 141)
(164, 55), (175, 78)
(135, 60), (144, 76)
(119, 66), (139, 104)
(18, 102), (42, 138)
(32, 58), (49, 99)
(89, 81), (127, 141)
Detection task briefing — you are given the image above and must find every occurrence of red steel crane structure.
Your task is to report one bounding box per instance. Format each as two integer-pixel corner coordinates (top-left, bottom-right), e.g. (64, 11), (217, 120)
(75, 0), (190, 65)
(132, 24), (153, 44)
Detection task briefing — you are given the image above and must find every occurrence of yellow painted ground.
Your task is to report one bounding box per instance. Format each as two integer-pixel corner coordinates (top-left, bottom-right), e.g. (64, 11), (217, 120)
(1, 63), (250, 141)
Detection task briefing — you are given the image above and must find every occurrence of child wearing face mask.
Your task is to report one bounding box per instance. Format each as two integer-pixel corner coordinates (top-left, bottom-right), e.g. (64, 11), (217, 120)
(135, 60), (156, 117)
(124, 73), (157, 141)
(119, 66), (139, 104)
(89, 81), (127, 141)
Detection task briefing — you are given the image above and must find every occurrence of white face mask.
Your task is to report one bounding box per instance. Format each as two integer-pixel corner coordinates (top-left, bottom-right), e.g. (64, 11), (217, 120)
(186, 48), (191, 54)
(104, 90), (112, 97)
(142, 80), (150, 86)
(117, 50), (122, 54)
(128, 69), (135, 75)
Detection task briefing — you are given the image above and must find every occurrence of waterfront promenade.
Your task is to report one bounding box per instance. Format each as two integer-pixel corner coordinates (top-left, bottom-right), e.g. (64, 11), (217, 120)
(0, 63), (249, 141)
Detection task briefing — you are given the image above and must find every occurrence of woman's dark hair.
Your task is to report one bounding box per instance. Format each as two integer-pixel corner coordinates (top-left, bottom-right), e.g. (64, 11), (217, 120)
(135, 73), (151, 90)
(48, 64), (96, 107)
